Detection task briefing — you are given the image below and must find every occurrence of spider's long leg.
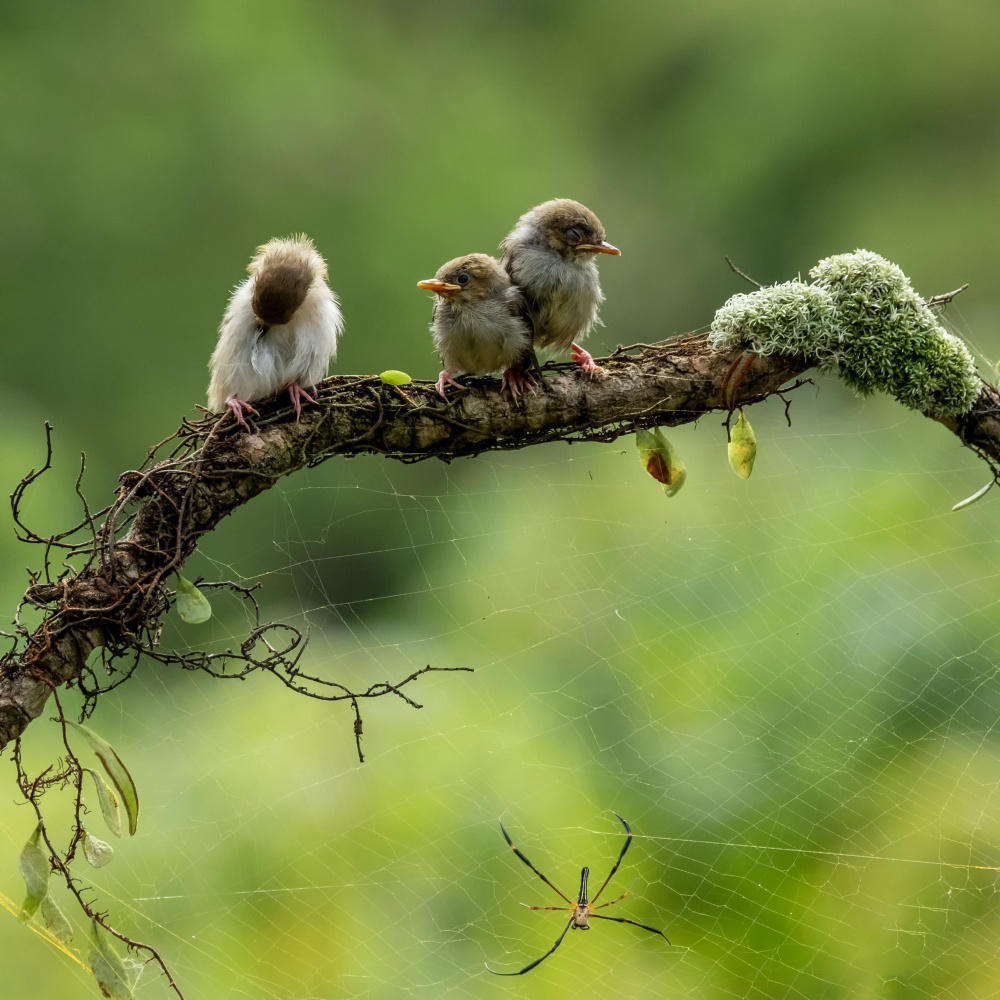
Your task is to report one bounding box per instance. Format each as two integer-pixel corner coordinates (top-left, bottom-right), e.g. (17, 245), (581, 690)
(590, 912), (671, 944)
(588, 812), (632, 905)
(521, 905), (572, 912)
(591, 890), (629, 910)
(485, 916), (575, 976)
(499, 820), (574, 906)
(592, 876), (638, 911)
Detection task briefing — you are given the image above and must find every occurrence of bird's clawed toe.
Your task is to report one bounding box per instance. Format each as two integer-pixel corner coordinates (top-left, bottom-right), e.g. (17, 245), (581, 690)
(286, 382), (317, 421)
(435, 370), (464, 400)
(570, 343), (605, 376)
(502, 365), (538, 403)
(225, 396), (257, 430)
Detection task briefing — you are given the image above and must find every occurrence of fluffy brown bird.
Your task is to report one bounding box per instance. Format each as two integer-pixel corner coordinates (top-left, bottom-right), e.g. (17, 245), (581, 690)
(500, 198), (620, 374)
(208, 235), (343, 428)
(417, 253), (535, 400)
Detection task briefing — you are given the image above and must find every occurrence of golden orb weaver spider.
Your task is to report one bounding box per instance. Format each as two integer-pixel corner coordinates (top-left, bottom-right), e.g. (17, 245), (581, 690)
(485, 812), (670, 976)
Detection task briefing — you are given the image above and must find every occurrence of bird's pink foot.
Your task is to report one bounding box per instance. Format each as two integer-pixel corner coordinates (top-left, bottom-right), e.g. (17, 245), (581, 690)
(286, 382), (317, 421)
(570, 342), (605, 375)
(435, 370), (464, 400)
(225, 396), (257, 429)
(501, 364), (537, 403)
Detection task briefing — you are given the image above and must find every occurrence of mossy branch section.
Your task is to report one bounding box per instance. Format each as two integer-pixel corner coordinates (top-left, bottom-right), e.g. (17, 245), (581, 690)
(0, 330), (995, 754)
(711, 250), (980, 418)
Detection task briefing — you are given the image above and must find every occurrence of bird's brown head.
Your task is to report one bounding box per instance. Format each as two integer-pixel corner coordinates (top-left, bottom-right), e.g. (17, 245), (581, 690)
(249, 234), (327, 327)
(511, 198), (621, 259)
(417, 253), (511, 300)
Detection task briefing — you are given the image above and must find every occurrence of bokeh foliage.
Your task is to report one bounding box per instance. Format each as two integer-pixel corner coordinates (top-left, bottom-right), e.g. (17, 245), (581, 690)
(2, 1), (1000, 997)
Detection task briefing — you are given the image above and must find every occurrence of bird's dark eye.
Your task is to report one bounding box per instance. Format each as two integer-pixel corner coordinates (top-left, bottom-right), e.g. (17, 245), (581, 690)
(456, 273), (471, 286)
(565, 227), (583, 242)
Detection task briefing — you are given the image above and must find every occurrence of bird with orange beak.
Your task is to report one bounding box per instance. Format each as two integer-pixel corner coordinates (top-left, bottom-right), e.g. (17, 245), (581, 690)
(500, 198), (620, 374)
(417, 253), (535, 401)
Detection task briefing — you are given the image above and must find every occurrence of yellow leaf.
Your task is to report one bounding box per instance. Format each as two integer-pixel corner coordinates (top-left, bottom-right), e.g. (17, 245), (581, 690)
(728, 409), (756, 479)
(636, 428), (686, 497)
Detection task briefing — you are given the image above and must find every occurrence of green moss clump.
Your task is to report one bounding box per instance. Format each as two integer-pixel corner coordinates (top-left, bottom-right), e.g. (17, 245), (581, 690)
(709, 250), (980, 418)
(711, 281), (838, 361)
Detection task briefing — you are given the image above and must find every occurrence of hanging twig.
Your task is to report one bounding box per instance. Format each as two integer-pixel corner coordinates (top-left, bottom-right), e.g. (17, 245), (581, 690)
(724, 255), (763, 289)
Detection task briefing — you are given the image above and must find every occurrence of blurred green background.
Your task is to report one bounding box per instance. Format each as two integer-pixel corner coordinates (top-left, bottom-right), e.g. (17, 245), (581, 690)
(3, 1), (1000, 997)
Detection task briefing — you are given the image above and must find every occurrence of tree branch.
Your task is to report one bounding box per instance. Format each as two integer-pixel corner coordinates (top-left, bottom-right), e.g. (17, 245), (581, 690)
(1, 334), (996, 752)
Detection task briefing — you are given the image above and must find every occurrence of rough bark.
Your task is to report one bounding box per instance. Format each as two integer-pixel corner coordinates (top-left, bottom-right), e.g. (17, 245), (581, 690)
(1, 336), (996, 752)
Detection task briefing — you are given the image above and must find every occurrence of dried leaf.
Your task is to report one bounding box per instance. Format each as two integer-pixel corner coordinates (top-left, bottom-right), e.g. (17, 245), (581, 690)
(84, 832), (116, 868)
(67, 722), (139, 836)
(379, 370), (413, 386)
(952, 480), (993, 512)
(174, 574), (212, 624)
(728, 408), (757, 479)
(84, 767), (122, 838)
(88, 920), (132, 1000)
(18, 824), (49, 922)
(636, 428), (686, 497)
(41, 894), (74, 943)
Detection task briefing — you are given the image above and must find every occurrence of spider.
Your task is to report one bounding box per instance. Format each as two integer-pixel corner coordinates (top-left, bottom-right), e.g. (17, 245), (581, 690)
(485, 811), (670, 976)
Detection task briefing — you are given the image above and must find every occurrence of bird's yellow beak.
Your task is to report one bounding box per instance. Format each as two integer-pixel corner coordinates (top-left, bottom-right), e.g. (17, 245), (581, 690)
(577, 241), (621, 256)
(417, 279), (463, 294)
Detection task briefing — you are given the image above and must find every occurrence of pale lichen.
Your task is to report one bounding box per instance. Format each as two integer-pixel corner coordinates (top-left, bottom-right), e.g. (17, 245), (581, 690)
(709, 250), (980, 418)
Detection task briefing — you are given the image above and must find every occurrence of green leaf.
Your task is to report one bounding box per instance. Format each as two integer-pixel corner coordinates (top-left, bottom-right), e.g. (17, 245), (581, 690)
(66, 722), (139, 836)
(728, 408), (757, 479)
(41, 894), (73, 943)
(636, 427), (686, 497)
(379, 369), (412, 386)
(952, 480), (993, 511)
(83, 832), (115, 868)
(84, 767), (122, 838)
(88, 920), (132, 1000)
(174, 573), (212, 624)
(18, 824), (49, 922)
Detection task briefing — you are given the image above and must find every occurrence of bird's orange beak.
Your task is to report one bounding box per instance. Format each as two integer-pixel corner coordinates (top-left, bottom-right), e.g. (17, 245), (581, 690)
(417, 279), (463, 294)
(577, 241), (621, 256)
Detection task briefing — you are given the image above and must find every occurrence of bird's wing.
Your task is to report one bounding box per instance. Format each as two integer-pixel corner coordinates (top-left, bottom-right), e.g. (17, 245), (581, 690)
(503, 282), (539, 336)
(504, 285), (542, 373)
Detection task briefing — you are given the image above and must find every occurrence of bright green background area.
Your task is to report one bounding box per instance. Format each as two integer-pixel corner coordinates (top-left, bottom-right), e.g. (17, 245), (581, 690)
(3, 1), (1000, 997)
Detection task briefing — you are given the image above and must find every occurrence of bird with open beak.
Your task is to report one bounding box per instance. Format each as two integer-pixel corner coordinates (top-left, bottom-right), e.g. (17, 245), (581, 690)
(208, 234), (343, 428)
(500, 198), (621, 374)
(417, 253), (535, 401)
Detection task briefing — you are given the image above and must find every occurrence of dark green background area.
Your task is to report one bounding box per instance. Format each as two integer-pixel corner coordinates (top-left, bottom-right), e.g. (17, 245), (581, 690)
(3, 2), (1000, 997)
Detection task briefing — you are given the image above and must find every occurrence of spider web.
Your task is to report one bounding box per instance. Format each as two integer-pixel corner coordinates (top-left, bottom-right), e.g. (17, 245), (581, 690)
(4, 361), (1000, 999)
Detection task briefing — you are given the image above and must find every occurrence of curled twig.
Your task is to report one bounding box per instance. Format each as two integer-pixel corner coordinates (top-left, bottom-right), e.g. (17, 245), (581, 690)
(774, 377), (815, 427)
(10, 424), (112, 576)
(725, 255), (763, 289)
